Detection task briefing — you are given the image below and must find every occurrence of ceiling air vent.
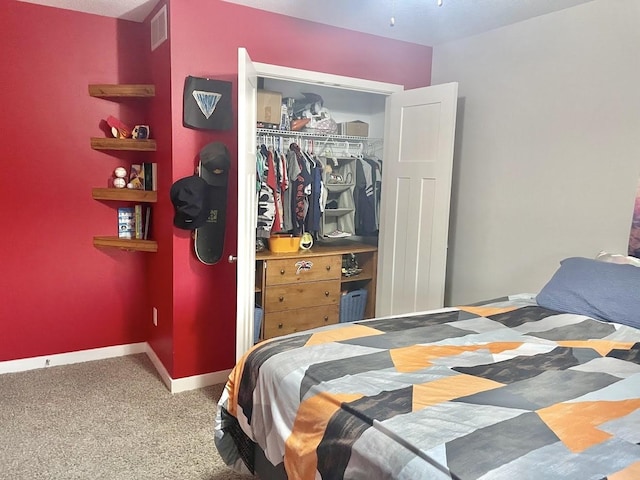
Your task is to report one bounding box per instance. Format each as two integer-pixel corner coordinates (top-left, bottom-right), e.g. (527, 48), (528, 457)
(150, 5), (167, 51)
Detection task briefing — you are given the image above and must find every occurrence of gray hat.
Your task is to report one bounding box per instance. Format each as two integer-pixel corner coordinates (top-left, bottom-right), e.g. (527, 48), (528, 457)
(200, 142), (230, 187)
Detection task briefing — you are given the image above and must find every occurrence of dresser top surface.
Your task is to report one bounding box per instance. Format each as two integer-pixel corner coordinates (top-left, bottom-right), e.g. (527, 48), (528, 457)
(256, 241), (377, 260)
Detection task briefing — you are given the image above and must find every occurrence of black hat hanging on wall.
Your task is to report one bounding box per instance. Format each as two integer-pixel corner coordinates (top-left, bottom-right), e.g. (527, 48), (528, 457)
(183, 75), (233, 130)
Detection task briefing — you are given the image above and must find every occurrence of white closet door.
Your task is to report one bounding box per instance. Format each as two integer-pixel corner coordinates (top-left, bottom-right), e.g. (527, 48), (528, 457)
(377, 83), (458, 316)
(235, 48), (258, 361)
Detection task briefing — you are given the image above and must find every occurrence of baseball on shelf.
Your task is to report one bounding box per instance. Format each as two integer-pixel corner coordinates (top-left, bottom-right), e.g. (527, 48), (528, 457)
(113, 177), (127, 189)
(114, 166), (127, 178)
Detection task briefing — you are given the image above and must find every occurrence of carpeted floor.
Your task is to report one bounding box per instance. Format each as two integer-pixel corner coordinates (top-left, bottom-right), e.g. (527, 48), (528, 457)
(0, 354), (254, 480)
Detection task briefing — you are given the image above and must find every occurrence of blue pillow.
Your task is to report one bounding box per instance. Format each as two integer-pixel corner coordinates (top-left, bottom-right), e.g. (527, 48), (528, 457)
(536, 257), (640, 329)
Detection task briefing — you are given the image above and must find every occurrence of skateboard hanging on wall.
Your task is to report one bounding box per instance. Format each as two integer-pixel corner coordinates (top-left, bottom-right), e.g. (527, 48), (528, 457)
(194, 142), (230, 265)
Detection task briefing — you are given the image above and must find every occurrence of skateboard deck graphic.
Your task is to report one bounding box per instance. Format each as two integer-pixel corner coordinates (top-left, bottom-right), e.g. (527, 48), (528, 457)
(194, 142), (230, 265)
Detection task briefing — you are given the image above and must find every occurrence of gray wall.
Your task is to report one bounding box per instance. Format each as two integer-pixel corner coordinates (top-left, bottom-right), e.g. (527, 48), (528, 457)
(432, 0), (640, 305)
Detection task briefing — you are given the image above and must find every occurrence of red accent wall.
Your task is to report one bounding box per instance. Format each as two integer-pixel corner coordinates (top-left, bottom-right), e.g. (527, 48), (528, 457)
(0, 0), (151, 361)
(0, 0), (431, 378)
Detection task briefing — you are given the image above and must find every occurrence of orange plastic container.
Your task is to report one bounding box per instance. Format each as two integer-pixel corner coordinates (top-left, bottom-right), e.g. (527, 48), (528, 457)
(268, 235), (301, 253)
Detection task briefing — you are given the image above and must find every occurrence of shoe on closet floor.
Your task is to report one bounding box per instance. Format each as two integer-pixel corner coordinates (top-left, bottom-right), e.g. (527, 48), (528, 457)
(326, 230), (352, 238)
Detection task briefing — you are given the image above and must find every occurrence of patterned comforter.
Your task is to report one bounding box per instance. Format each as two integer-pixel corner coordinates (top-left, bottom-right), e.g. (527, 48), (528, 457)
(214, 294), (640, 480)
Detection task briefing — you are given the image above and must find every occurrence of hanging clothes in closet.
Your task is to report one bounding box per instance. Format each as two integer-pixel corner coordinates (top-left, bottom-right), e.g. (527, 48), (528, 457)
(354, 155), (383, 236)
(256, 145), (275, 239)
(256, 135), (383, 242)
(256, 140), (324, 239)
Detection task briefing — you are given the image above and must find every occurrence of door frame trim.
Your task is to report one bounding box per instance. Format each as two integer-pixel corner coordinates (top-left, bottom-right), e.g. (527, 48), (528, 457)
(254, 62), (405, 95)
(236, 56), (404, 360)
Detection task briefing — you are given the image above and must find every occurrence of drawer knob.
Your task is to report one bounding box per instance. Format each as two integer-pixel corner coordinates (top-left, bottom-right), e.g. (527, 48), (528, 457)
(324, 291), (329, 296)
(326, 265), (331, 271)
(324, 316), (329, 322)
(278, 323), (283, 329)
(280, 269), (285, 275)
(279, 296), (284, 302)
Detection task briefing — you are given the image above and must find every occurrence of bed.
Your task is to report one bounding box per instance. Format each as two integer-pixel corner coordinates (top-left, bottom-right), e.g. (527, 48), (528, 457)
(215, 256), (640, 479)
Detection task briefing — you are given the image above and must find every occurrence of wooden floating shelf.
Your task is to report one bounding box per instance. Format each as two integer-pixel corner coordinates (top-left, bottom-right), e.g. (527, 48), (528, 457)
(89, 84), (155, 97)
(92, 188), (157, 202)
(91, 138), (157, 151)
(93, 236), (157, 253)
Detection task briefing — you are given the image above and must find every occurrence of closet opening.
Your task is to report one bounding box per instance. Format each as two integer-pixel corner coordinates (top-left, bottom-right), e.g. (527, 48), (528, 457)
(255, 76), (387, 249)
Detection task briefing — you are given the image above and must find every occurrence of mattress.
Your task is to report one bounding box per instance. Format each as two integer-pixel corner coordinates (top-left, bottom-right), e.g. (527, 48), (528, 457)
(215, 294), (640, 479)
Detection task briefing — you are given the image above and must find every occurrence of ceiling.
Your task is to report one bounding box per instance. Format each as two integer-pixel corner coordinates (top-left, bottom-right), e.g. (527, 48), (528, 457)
(17, 0), (597, 46)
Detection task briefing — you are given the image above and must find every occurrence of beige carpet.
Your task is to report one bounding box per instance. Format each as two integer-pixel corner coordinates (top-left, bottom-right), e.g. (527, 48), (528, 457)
(0, 354), (254, 480)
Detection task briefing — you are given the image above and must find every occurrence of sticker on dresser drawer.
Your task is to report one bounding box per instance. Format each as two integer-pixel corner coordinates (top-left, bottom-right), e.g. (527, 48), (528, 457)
(265, 255), (342, 285)
(295, 260), (313, 274)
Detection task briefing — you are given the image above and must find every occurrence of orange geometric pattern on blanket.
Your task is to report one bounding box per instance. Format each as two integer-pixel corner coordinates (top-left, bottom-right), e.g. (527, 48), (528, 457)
(556, 340), (636, 357)
(537, 400), (640, 453)
(390, 342), (523, 373)
(608, 461), (640, 480)
(285, 392), (364, 480)
(304, 324), (383, 347)
(413, 374), (503, 411)
(457, 305), (518, 316)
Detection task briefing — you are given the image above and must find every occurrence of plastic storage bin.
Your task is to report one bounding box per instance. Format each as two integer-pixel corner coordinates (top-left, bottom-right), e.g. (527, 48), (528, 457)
(268, 235), (301, 253)
(339, 289), (368, 323)
(254, 306), (263, 343)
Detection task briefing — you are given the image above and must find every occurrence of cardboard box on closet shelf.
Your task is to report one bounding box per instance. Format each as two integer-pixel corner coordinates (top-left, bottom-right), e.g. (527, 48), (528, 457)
(339, 120), (369, 137)
(257, 90), (282, 127)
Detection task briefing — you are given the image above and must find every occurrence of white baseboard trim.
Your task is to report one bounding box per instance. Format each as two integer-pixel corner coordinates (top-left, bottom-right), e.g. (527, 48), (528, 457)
(144, 344), (231, 393)
(0, 343), (147, 375)
(0, 342), (232, 395)
(170, 368), (232, 394)
(143, 342), (173, 390)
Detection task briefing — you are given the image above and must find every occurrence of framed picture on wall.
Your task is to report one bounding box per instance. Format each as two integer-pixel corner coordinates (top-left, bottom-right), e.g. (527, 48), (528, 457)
(183, 76), (233, 131)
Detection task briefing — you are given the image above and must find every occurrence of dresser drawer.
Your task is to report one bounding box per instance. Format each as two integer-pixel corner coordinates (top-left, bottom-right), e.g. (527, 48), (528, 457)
(263, 305), (339, 339)
(265, 255), (342, 285)
(264, 279), (340, 312)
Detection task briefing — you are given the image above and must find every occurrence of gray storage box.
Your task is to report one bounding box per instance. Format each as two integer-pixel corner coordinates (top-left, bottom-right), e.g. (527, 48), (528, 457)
(340, 289), (367, 323)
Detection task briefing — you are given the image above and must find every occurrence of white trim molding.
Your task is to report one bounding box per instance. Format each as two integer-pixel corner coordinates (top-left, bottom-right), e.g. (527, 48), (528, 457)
(0, 343), (232, 395)
(144, 343), (232, 393)
(0, 343), (147, 375)
(169, 368), (232, 394)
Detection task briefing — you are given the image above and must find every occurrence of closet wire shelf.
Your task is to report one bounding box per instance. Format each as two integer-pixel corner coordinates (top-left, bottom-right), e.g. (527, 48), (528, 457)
(257, 128), (383, 158)
(256, 128), (378, 142)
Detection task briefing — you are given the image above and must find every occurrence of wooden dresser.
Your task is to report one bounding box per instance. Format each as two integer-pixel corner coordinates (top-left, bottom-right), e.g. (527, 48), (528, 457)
(256, 243), (377, 340)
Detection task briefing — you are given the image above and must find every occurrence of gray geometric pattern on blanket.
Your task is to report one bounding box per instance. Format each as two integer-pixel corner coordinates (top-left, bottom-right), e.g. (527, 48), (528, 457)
(216, 299), (640, 480)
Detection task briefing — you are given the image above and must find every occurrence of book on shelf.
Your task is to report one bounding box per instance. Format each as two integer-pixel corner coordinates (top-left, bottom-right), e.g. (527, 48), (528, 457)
(117, 207), (135, 239)
(117, 205), (151, 240)
(129, 164), (145, 190)
(143, 206), (152, 240)
(143, 163), (152, 191)
(142, 162), (158, 191)
(134, 204), (143, 239)
(142, 162), (158, 192)
(151, 162), (158, 191)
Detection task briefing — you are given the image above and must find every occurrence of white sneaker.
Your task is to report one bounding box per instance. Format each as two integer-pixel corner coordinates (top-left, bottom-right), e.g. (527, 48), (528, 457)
(326, 230), (351, 238)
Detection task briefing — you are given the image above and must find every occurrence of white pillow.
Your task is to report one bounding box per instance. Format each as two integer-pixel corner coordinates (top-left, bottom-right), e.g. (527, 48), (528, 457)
(595, 251), (640, 267)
